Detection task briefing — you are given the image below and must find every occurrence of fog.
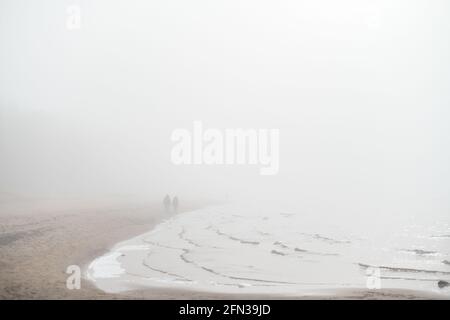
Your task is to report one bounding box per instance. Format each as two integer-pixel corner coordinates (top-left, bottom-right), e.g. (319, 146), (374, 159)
(1, 0), (449, 219)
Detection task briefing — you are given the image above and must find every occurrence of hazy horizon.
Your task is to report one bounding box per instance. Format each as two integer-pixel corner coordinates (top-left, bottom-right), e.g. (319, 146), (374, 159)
(1, 0), (450, 220)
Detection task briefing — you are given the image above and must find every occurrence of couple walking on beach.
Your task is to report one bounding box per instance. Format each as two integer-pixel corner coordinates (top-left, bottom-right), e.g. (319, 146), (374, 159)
(163, 195), (179, 214)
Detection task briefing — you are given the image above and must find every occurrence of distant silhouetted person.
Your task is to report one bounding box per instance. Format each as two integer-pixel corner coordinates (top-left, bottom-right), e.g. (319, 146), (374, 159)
(172, 196), (179, 214)
(163, 195), (171, 214)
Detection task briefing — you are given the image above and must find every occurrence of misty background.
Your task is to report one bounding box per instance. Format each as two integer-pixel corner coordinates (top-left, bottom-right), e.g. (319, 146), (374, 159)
(1, 0), (449, 220)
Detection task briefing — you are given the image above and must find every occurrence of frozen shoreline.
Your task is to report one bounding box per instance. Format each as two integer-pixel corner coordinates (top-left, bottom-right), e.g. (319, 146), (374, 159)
(86, 203), (450, 298)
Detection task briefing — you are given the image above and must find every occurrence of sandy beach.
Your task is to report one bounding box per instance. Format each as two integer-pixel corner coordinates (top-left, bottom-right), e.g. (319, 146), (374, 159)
(0, 198), (447, 300)
(0, 197), (199, 299)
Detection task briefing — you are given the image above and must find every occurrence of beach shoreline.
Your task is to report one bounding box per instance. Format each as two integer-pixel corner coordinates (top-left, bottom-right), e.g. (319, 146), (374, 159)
(86, 204), (449, 300)
(1, 199), (448, 300)
(0, 197), (201, 299)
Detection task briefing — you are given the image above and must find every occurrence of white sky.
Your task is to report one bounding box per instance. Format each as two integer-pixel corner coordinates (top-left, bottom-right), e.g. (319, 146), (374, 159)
(1, 0), (449, 218)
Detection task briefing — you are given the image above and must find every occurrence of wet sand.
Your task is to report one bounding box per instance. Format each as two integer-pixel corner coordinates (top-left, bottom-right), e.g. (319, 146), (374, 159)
(0, 198), (447, 299)
(0, 197), (194, 299)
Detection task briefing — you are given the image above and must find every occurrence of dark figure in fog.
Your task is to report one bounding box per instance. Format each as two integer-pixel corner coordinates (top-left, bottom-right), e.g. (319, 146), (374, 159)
(163, 195), (171, 214)
(172, 196), (179, 214)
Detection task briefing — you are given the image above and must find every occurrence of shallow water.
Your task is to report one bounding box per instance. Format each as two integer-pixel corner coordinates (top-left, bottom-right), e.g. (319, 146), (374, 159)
(87, 203), (450, 296)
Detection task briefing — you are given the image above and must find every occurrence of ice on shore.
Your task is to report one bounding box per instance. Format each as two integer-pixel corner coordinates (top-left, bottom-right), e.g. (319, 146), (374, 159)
(86, 203), (450, 296)
(87, 252), (125, 280)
